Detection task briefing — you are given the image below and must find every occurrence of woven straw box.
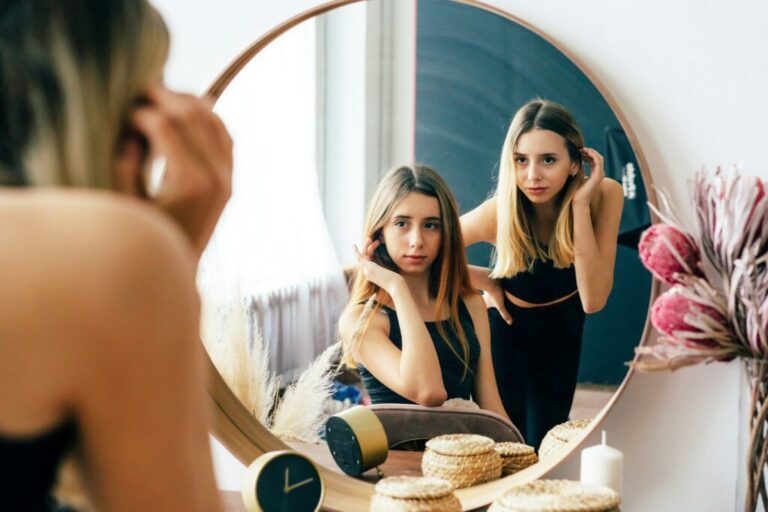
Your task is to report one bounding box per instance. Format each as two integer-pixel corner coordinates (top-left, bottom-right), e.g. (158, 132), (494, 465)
(369, 476), (461, 512)
(539, 419), (592, 459)
(494, 442), (538, 475)
(488, 479), (621, 512)
(421, 434), (502, 488)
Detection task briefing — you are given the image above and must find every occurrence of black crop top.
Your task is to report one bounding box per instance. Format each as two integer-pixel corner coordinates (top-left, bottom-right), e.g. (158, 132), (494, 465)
(499, 257), (577, 304)
(0, 420), (77, 512)
(357, 300), (480, 404)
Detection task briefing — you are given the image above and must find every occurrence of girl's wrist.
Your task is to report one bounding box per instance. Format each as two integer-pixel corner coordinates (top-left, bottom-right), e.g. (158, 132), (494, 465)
(386, 276), (409, 300)
(572, 199), (591, 214)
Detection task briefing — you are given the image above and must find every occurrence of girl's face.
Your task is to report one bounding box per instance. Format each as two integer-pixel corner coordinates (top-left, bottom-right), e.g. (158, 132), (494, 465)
(513, 129), (578, 207)
(380, 192), (443, 276)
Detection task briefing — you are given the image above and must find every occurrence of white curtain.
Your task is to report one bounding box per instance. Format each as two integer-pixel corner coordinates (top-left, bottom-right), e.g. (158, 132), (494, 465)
(199, 17), (348, 380)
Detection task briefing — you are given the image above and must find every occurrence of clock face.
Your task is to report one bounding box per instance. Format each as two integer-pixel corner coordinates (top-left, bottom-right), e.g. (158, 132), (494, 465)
(246, 451), (323, 512)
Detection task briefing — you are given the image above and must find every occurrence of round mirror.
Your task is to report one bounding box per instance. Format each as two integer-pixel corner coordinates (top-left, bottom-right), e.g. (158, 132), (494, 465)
(201, 0), (657, 509)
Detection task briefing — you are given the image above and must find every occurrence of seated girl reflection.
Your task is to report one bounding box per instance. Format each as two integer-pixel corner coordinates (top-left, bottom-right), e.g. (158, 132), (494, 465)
(338, 166), (510, 422)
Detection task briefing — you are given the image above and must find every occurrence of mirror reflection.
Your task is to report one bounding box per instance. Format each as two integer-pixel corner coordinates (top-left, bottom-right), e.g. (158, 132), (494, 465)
(201, 0), (651, 483)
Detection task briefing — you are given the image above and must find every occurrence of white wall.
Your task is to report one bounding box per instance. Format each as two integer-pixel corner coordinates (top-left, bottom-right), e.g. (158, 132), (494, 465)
(152, 0), (768, 510)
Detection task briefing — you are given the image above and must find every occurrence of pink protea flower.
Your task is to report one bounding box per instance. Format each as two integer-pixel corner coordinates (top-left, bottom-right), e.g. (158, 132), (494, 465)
(639, 224), (702, 284)
(651, 286), (725, 349)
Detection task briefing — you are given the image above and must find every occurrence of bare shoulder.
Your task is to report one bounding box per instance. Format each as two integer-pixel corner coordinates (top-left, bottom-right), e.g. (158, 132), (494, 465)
(461, 196), (498, 245)
(461, 291), (488, 328)
(598, 178), (624, 205)
(590, 178), (624, 219)
(0, 189), (200, 427)
(4, 188), (189, 252)
(0, 189), (198, 356)
(338, 301), (389, 342)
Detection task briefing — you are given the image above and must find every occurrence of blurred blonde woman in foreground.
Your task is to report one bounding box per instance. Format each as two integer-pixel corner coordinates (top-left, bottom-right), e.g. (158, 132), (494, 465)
(0, 1), (231, 510)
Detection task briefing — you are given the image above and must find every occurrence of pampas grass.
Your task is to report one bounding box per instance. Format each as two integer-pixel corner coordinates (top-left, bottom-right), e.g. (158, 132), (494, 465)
(200, 282), (277, 425)
(200, 280), (341, 443)
(271, 341), (342, 443)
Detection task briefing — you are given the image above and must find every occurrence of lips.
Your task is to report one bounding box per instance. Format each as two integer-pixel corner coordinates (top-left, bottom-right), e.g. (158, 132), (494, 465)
(402, 255), (427, 263)
(526, 187), (548, 195)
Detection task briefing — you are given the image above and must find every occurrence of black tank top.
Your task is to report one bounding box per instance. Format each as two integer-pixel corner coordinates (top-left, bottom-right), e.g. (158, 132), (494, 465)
(358, 300), (480, 404)
(499, 256), (577, 304)
(0, 420), (77, 512)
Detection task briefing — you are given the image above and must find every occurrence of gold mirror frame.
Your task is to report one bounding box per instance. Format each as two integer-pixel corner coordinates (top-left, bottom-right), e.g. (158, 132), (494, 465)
(203, 0), (659, 509)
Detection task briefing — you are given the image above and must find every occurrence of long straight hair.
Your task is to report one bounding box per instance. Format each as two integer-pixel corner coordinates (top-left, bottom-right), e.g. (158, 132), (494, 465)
(0, 0), (169, 188)
(491, 99), (586, 278)
(343, 165), (475, 378)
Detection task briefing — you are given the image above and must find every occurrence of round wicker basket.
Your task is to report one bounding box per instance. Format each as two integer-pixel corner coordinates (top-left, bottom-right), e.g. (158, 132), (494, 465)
(538, 419), (592, 459)
(488, 479), (620, 512)
(494, 442), (538, 475)
(421, 434), (502, 488)
(370, 476), (461, 512)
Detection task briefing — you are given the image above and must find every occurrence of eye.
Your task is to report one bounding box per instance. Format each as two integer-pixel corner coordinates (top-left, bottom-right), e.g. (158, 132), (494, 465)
(424, 222), (441, 230)
(394, 220), (407, 228)
(543, 156), (557, 165)
(514, 156), (527, 165)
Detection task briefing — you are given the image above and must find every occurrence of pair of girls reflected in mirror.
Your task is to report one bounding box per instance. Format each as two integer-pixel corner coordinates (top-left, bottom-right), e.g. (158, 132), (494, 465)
(340, 100), (624, 450)
(1, 1), (229, 511)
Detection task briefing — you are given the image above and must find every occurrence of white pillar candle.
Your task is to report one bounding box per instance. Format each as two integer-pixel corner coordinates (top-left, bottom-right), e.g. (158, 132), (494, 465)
(580, 430), (623, 495)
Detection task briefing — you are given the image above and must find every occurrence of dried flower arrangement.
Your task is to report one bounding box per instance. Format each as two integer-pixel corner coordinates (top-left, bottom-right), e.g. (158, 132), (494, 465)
(200, 285), (340, 444)
(634, 168), (767, 511)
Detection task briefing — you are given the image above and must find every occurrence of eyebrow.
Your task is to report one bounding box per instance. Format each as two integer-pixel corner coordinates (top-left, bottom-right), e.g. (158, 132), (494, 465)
(514, 152), (559, 157)
(392, 215), (442, 221)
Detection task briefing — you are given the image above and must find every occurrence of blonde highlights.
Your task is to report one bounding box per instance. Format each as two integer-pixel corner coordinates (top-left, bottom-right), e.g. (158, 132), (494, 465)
(342, 165), (475, 378)
(0, 1), (169, 188)
(491, 99), (585, 278)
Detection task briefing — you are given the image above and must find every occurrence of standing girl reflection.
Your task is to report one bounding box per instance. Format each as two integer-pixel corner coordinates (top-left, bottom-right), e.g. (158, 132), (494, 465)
(461, 99), (624, 448)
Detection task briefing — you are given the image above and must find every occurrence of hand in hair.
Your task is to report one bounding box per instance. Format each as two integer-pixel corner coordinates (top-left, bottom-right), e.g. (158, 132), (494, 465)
(353, 237), (405, 295)
(572, 147), (605, 208)
(114, 85), (233, 256)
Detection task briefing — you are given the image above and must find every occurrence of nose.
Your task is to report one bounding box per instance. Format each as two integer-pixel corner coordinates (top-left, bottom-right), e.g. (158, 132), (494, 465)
(409, 227), (424, 248)
(527, 163), (542, 182)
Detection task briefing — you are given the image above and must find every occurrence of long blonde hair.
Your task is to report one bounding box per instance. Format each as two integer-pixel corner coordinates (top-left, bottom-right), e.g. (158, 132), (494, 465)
(343, 165), (475, 378)
(0, 0), (169, 189)
(491, 99), (585, 278)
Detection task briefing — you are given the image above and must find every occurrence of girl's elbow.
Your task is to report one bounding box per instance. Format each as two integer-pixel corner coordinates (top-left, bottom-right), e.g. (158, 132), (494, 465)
(415, 388), (448, 407)
(581, 297), (607, 314)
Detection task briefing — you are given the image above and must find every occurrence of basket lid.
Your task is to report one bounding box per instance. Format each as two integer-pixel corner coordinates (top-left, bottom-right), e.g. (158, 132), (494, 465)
(492, 479), (620, 512)
(495, 442), (536, 457)
(374, 476), (455, 499)
(425, 433), (495, 455)
(548, 419), (592, 442)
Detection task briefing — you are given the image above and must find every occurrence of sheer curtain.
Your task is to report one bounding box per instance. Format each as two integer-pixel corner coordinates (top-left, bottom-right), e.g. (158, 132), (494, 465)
(199, 18), (348, 381)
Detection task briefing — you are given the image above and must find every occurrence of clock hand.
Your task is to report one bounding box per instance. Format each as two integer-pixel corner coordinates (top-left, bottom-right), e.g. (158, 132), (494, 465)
(283, 468), (290, 493)
(285, 476), (315, 493)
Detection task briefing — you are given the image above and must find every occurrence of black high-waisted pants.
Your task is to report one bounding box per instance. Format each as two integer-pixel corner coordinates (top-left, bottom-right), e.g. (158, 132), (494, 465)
(489, 292), (585, 449)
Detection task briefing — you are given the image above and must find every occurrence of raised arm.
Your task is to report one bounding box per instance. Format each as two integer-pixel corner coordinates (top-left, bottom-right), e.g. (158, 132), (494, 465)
(460, 197), (513, 324)
(463, 293), (512, 422)
(460, 196), (497, 247)
(572, 148), (625, 313)
(338, 240), (447, 406)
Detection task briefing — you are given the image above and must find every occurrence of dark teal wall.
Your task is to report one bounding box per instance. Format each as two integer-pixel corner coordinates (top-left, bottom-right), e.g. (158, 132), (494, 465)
(414, 0), (651, 385)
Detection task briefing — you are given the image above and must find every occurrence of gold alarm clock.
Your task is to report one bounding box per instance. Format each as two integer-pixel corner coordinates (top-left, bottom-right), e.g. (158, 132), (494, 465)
(242, 450), (324, 512)
(325, 405), (389, 477)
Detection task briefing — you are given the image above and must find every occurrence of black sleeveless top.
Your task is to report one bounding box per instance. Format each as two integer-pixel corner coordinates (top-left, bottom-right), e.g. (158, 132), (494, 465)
(357, 300), (481, 404)
(499, 256), (577, 304)
(0, 420), (77, 512)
